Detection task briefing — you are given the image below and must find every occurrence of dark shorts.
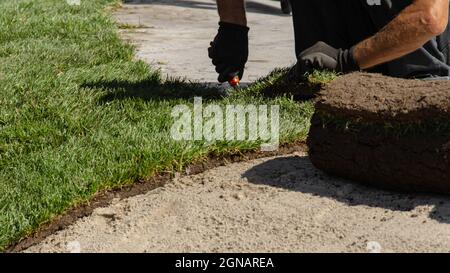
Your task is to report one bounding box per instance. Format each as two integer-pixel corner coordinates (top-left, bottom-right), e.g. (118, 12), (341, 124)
(289, 0), (450, 78)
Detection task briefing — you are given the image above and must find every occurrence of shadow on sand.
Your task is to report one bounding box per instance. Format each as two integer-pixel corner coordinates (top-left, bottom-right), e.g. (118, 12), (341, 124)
(243, 155), (450, 224)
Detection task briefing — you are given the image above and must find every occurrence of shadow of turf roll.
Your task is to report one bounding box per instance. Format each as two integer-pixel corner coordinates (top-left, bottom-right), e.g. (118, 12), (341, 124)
(307, 73), (450, 194)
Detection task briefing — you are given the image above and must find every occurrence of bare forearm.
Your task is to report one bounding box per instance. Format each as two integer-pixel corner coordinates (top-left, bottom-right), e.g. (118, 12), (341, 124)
(354, 0), (449, 69)
(216, 0), (247, 26)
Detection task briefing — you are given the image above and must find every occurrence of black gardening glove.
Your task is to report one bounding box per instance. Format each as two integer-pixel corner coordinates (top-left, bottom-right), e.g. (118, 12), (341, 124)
(208, 22), (249, 83)
(297, 41), (359, 76)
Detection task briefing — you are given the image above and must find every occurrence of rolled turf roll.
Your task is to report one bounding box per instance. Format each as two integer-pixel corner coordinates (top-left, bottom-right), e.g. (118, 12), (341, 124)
(307, 73), (450, 194)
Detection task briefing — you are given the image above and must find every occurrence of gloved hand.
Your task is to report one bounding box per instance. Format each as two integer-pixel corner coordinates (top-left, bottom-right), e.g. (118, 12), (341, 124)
(297, 41), (359, 76)
(208, 22), (249, 83)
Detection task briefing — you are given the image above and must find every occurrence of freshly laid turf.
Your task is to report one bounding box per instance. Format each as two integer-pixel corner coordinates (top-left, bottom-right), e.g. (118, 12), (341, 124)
(0, 0), (319, 250)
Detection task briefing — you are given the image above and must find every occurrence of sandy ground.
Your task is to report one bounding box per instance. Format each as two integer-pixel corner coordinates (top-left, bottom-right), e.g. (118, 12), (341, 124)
(25, 0), (450, 253)
(113, 0), (295, 85)
(27, 153), (450, 253)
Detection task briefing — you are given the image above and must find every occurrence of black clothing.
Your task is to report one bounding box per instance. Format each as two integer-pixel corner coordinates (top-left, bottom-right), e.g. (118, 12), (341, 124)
(290, 0), (450, 78)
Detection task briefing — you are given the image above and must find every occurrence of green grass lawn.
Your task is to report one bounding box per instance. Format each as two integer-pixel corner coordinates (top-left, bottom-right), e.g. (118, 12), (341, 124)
(0, 0), (326, 250)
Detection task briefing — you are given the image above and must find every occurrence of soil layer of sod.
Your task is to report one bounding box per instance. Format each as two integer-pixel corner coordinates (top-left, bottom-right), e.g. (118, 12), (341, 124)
(308, 73), (450, 194)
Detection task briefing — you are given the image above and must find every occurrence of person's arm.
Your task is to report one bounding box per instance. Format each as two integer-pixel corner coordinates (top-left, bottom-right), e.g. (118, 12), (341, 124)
(208, 0), (249, 82)
(216, 0), (247, 26)
(354, 0), (449, 69)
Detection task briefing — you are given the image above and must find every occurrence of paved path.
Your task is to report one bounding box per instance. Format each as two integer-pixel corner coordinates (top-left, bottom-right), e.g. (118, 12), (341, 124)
(114, 0), (295, 85)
